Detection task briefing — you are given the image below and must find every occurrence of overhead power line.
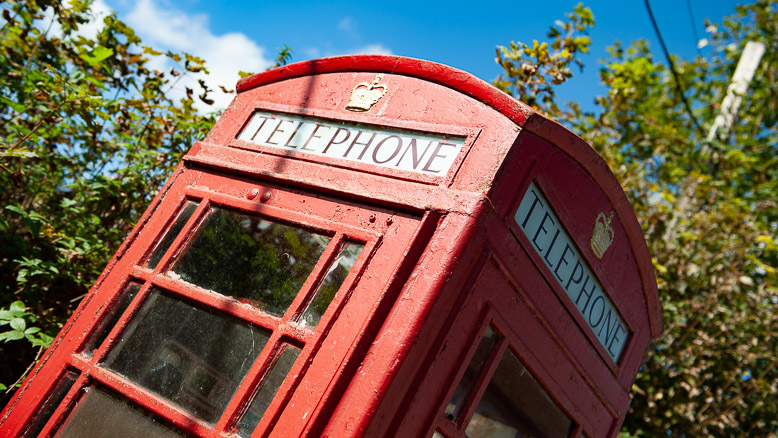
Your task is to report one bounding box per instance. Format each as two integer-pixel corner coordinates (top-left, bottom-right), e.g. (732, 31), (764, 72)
(685, 0), (703, 57)
(644, 0), (705, 136)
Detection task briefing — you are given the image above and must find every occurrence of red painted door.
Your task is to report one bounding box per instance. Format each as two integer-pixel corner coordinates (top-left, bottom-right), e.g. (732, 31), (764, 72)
(403, 257), (615, 438)
(2, 167), (421, 438)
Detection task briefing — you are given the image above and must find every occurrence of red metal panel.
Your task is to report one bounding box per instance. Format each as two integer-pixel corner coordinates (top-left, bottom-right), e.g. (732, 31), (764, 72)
(234, 56), (532, 128)
(322, 209), (486, 437)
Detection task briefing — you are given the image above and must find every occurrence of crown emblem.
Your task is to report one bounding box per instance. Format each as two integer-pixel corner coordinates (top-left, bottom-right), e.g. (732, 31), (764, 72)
(346, 74), (388, 112)
(590, 211), (615, 259)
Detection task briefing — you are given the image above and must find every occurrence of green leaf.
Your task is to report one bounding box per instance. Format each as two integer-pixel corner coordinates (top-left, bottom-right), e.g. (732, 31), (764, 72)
(0, 96), (26, 113)
(0, 331), (25, 342)
(82, 46), (114, 66)
(1, 148), (38, 158)
(9, 301), (26, 313)
(68, 69), (87, 83)
(10, 318), (26, 331)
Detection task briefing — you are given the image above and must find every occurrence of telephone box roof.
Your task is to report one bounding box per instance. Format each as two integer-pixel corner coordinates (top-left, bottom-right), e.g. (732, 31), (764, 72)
(236, 55), (663, 338)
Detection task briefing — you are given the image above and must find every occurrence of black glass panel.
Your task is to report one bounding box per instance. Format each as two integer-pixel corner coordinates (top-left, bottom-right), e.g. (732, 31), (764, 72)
(465, 349), (574, 438)
(171, 207), (330, 316)
(83, 281), (142, 356)
(145, 201), (199, 270)
(236, 344), (301, 437)
(56, 386), (187, 438)
(300, 241), (363, 327)
(21, 370), (78, 438)
(102, 289), (269, 424)
(446, 326), (500, 421)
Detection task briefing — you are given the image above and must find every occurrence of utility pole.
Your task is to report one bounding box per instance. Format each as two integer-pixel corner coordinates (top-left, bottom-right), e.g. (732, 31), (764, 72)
(664, 41), (765, 244)
(706, 41), (766, 142)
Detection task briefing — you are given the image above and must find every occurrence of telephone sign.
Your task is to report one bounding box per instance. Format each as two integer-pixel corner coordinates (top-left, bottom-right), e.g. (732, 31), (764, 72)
(516, 182), (628, 362)
(237, 110), (466, 176)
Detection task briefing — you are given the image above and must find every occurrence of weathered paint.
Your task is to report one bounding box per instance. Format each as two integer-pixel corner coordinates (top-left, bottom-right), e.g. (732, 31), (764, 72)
(0, 55), (661, 438)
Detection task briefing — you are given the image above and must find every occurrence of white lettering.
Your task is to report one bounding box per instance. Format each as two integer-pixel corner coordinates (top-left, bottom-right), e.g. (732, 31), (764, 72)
(236, 111), (465, 176)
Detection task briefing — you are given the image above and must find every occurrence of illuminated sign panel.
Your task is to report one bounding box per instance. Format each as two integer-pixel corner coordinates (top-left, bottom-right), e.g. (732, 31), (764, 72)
(237, 111), (465, 176)
(515, 182), (630, 362)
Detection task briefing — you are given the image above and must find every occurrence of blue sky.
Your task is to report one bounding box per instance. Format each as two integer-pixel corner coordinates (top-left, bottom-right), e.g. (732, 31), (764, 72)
(92, 0), (744, 111)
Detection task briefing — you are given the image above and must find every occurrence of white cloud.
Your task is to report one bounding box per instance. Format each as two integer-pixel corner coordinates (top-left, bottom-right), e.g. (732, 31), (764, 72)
(40, 0), (111, 40)
(124, 0), (273, 111)
(345, 44), (394, 56)
(302, 43), (395, 59)
(337, 16), (354, 33)
(74, 0), (112, 40)
(302, 47), (322, 58)
(337, 16), (359, 39)
(51, 1), (393, 109)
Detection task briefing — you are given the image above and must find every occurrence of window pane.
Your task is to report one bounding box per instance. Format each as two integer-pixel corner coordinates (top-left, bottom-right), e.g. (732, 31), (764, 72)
(172, 207), (330, 316)
(236, 344), (301, 437)
(83, 282), (142, 356)
(145, 201), (199, 270)
(21, 370), (78, 438)
(465, 349), (573, 438)
(56, 386), (187, 438)
(102, 289), (270, 424)
(300, 241), (364, 327)
(446, 326), (500, 421)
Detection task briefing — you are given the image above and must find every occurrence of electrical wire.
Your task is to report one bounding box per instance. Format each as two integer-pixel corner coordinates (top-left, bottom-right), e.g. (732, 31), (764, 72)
(644, 0), (705, 136)
(686, 0), (703, 57)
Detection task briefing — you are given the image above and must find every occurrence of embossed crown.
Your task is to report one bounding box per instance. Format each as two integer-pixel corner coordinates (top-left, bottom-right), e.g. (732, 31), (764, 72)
(346, 74), (388, 112)
(590, 211), (615, 259)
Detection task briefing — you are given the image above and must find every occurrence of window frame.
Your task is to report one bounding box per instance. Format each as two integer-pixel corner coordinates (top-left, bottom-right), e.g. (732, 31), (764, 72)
(434, 311), (580, 438)
(32, 171), (385, 438)
(425, 258), (586, 438)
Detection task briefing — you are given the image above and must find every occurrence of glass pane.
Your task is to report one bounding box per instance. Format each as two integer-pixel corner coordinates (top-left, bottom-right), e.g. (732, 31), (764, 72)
(56, 386), (187, 438)
(21, 370), (79, 438)
(83, 282), (142, 356)
(102, 289), (270, 424)
(236, 344), (301, 437)
(300, 241), (364, 327)
(446, 326), (500, 421)
(172, 207), (331, 316)
(465, 349), (573, 438)
(432, 431), (446, 438)
(145, 201), (199, 270)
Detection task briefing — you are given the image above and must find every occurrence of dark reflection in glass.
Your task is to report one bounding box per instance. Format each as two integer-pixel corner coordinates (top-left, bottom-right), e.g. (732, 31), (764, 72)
(172, 207), (330, 316)
(56, 386), (187, 438)
(446, 326), (500, 421)
(300, 241), (364, 327)
(145, 201), (199, 270)
(465, 349), (574, 438)
(83, 282), (142, 356)
(102, 289), (269, 424)
(21, 370), (79, 438)
(236, 344), (301, 437)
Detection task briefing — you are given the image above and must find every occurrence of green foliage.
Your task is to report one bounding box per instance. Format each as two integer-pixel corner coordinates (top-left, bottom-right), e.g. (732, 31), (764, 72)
(0, 0), (217, 393)
(273, 44), (294, 68)
(496, 1), (778, 436)
(0, 300), (53, 347)
(494, 2), (594, 115)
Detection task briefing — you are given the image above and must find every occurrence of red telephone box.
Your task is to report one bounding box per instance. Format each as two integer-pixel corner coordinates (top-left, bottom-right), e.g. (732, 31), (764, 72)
(0, 55), (662, 438)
